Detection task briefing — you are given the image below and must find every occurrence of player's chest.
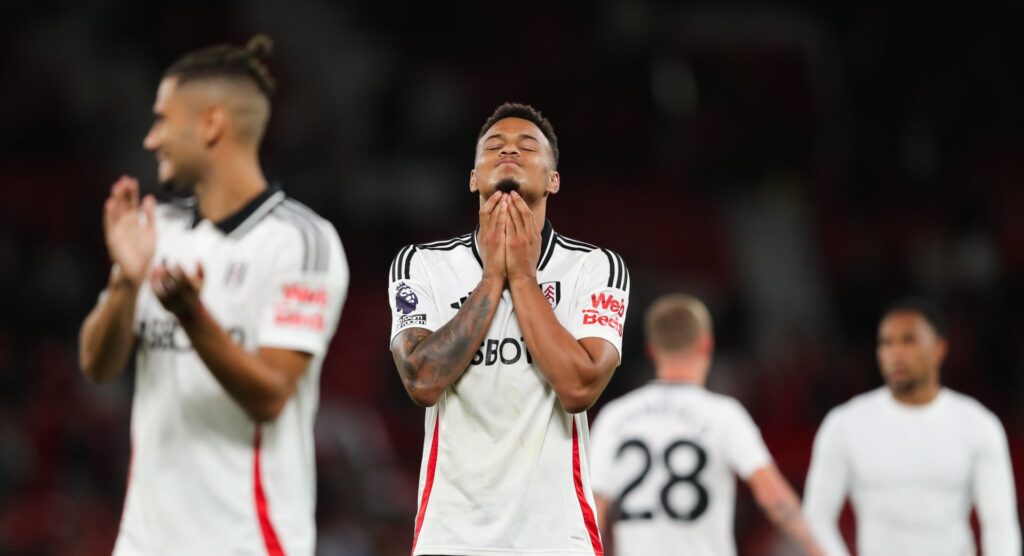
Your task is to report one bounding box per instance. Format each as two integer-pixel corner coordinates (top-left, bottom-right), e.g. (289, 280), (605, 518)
(436, 268), (574, 325)
(139, 230), (266, 349)
(848, 415), (974, 488)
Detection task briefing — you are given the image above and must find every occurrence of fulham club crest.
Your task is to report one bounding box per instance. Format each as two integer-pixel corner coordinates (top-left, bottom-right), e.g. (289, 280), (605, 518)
(224, 261), (248, 290)
(540, 281), (561, 309)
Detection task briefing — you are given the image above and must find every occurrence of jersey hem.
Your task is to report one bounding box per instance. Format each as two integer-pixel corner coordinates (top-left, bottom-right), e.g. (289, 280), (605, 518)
(414, 547), (600, 555)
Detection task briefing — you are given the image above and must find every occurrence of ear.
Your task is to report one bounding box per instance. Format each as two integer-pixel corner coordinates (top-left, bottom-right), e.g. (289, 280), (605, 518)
(697, 333), (714, 356)
(934, 338), (949, 367)
(469, 169), (478, 193)
(202, 105), (228, 147)
(645, 342), (656, 363)
(547, 171), (560, 195)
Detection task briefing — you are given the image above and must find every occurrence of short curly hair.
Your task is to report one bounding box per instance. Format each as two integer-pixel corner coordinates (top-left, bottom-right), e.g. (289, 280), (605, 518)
(478, 102), (559, 167)
(164, 34), (276, 97)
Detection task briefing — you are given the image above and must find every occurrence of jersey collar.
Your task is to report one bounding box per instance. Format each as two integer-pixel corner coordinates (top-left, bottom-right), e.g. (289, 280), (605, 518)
(471, 219), (554, 269)
(191, 186), (285, 236)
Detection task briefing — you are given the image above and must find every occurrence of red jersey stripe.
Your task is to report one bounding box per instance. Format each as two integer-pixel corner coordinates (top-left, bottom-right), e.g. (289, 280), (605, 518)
(573, 422), (604, 555)
(254, 427), (285, 556)
(411, 412), (440, 554)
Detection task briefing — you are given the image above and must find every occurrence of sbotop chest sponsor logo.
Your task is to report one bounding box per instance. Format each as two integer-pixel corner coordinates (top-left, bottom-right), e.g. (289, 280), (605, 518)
(472, 337), (534, 366)
(140, 318), (245, 350)
(581, 292), (626, 336)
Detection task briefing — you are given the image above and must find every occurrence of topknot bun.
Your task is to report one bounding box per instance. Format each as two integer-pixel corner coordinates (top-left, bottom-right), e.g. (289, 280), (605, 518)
(246, 34), (274, 59)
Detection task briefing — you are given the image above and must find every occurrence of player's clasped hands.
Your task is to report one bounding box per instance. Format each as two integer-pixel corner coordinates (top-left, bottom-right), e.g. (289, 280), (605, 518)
(503, 190), (540, 281)
(478, 190), (541, 284)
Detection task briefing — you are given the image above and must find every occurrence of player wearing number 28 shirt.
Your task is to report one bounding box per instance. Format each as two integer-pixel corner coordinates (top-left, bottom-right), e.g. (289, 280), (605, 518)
(590, 295), (823, 556)
(389, 103), (630, 556)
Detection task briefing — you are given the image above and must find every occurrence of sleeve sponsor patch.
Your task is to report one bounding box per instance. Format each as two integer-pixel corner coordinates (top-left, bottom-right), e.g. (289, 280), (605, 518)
(273, 282), (329, 331)
(395, 282), (419, 314)
(580, 292), (626, 337)
(398, 313), (427, 328)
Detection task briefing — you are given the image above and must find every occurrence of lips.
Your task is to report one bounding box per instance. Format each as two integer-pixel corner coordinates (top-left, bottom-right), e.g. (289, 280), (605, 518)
(497, 158), (521, 167)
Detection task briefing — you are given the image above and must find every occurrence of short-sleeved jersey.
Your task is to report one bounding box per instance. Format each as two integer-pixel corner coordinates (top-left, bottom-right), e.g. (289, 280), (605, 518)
(589, 383), (772, 556)
(804, 387), (1021, 556)
(113, 189), (348, 556)
(387, 221), (630, 556)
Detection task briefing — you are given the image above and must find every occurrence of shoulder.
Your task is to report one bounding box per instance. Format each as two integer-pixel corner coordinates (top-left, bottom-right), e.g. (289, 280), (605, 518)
(261, 196), (341, 271)
(552, 232), (630, 289)
(943, 389), (1006, 431)
(592, 389), (642, 429)
(839, 387), (887, 417)
(389, 232), (473, 282)
(266, 196), (338, 238)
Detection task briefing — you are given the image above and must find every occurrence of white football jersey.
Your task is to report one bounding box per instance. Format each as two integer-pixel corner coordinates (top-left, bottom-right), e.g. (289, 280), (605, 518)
(804, 387), (1021, 556)
(388, 221), (630, 556)
(112, 189), (348, 556)
(589, 383), (772, 556)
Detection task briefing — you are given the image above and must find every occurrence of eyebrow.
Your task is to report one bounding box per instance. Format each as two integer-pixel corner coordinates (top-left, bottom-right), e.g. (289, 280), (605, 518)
(483, 133), (542, 143)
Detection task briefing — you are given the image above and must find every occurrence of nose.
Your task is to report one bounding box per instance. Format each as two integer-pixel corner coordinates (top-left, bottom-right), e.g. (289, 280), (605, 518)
(143, 127), (159, 151)
(499, 143), (519, 156)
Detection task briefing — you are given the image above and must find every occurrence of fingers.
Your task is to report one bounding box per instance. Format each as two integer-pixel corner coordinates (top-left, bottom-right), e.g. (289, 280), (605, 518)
(481, 190), (503, 215)
(506, 193), (524, 237)
(510, 191), (534, 229)
(480, 191), (504, 236)
(496, 196), (509, 237)
(150, 264), (169, 298)
(125, 176), (140, 209)
(142, 194), (156, 232)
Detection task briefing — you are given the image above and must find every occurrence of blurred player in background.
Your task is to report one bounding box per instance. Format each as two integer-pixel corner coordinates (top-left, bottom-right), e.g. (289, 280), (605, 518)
(388, 103), (629, 555)
(78, 36), (348, 555)
(804, 298), (1021, 556)
(590, 294), (824, 556)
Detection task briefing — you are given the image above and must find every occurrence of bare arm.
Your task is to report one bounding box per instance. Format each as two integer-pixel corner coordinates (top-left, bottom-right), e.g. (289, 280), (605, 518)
(150, 263), (311, 423)
(505, 191), (618, 413)
(79, 176), (156, 382)
(391, 276), (504, 406)
(79, 270), (139, 382)
(508, 276), (619, 412)
(390, 191), (509, 407)
(747, 465), (825, 556)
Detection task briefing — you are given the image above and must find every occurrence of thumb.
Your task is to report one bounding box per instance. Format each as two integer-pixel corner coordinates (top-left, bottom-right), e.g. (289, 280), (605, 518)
(191, 262), (205, 290)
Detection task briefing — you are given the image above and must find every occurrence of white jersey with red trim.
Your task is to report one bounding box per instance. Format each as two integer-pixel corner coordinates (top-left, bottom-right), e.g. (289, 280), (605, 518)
(388, 221), (630, 556)
(111, 189), (348, 556)
(589, 383), (773, 556)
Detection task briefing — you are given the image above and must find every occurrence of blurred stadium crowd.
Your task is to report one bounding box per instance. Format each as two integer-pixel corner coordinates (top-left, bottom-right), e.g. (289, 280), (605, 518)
(0, 1), (1021, 554)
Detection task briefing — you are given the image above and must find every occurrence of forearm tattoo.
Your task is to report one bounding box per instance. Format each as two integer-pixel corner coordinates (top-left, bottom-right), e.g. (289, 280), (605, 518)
(393, 289), (495, 398)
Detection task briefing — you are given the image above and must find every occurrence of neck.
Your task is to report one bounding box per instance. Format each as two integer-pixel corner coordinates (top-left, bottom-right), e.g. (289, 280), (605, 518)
(529, 197), (547, 227)
(194, 149), (267, 222)
(889, 379), (941, 406)
(654, 354), (708, 386)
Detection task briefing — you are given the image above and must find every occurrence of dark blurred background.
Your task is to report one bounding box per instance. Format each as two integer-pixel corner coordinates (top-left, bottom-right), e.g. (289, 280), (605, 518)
(1, 1), (1022, 554)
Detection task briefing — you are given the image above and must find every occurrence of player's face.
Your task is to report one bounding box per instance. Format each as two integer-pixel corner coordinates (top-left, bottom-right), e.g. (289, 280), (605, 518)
(876, 312), (947, 394)
(470, 117), (559, 204)
(143, 77), (207, 192)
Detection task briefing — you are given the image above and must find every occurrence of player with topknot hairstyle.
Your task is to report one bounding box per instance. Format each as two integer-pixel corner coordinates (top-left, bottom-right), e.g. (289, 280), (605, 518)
(79, 36), (349, 555)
